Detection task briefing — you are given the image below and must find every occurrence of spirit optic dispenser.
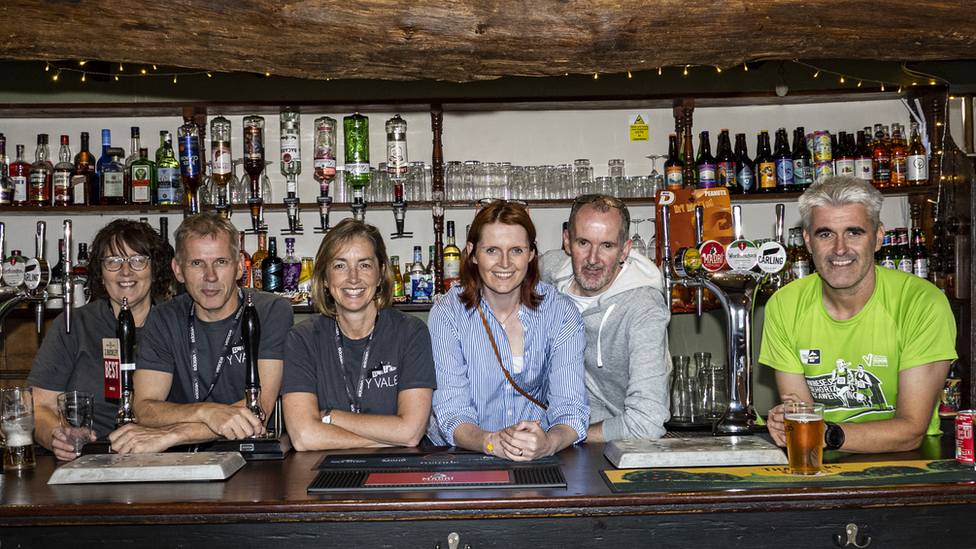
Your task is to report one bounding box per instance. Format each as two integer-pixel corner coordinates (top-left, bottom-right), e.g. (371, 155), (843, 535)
(387, 114), (413, 239)
(344, 113), (370, 221)
(280, 111), (303, 234)
(313, 116), (337, 233)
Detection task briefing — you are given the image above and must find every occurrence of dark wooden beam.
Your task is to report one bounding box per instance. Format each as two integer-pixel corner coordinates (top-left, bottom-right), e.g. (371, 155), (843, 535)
(2, 1), (975, 83)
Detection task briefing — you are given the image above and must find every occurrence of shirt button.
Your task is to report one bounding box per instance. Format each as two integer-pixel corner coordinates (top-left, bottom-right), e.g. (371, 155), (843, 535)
(508, 410), (513, 415)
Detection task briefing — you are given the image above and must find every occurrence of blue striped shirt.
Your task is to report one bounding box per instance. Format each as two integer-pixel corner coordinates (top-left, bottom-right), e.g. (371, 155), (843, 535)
(427, 282), (589, 445)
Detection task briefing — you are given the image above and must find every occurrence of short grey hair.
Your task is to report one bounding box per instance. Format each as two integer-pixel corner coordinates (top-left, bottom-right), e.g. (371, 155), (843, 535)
(798, 176), (883, 231)
(174, 213), (241, 263)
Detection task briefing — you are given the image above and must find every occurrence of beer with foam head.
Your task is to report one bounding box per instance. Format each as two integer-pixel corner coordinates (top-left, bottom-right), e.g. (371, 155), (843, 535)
(784, 402), (825, 475)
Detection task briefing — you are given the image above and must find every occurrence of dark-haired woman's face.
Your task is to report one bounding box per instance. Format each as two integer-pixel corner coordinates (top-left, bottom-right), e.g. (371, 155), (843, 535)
(101, 242), (153, 314)
(467, 222), (535, 303)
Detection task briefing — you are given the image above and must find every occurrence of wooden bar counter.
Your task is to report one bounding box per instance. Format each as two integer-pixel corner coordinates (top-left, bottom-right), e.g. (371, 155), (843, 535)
(1, 437), (974, 548)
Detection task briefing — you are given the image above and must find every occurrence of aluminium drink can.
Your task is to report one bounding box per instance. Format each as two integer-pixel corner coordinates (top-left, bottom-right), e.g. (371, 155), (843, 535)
(955, 410), (974, 464)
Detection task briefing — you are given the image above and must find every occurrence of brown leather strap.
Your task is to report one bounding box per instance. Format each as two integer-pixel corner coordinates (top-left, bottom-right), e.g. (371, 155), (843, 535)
(477, 305), (548, 411)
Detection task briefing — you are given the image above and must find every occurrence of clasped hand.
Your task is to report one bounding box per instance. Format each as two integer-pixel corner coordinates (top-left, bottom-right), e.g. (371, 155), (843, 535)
(492, 420), (551, 461)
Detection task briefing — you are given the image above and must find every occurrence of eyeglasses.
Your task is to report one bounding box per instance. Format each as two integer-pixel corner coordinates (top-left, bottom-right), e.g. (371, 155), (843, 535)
(101, 255), (150, 272)
(475, 198), (529, 217)
(573, 194), (626, 209)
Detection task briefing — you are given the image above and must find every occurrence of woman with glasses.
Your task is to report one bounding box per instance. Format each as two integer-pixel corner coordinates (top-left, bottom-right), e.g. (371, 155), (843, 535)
(28, 219), (174, 460)
(427, 200), (589, 461)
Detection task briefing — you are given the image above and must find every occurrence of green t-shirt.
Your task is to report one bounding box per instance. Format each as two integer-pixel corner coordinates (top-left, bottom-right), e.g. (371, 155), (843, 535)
(760, 266), (957, 435)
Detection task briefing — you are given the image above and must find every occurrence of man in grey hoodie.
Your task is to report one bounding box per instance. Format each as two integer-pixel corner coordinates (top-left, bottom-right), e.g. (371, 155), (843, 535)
(540, 194), (671, 442)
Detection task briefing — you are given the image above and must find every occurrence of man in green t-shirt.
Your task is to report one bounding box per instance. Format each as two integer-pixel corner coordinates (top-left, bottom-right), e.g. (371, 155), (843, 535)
(763, 176), (956, 454)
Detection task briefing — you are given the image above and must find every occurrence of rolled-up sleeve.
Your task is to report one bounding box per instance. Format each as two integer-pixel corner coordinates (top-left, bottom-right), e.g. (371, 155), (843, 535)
(428, 297), (479, 445)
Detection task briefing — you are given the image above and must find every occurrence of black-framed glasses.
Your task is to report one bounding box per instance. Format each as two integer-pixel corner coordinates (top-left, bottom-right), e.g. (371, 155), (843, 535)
(101, 254), (150, 272)
(573, 194), (626, 209)
(475, 198), (530, 217)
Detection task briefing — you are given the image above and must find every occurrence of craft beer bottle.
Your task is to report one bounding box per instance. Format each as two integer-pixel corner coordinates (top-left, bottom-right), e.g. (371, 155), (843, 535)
(755, 131), (776, 193)
(906, 122), (928, 186)
(664, 134), (684, 190)
(734, 133), (754, 194)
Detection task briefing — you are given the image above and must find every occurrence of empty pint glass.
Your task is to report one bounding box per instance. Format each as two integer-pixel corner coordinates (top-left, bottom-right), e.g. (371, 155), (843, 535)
(1, 387), (35, 471)
(784, 402), (825, 475)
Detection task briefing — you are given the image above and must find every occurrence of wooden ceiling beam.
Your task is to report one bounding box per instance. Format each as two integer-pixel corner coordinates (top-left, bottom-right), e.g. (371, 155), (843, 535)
(2, 0), (974, 82)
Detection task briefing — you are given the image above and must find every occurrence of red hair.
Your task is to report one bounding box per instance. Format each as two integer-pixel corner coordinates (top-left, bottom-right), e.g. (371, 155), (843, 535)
(459, 200), (543, 310)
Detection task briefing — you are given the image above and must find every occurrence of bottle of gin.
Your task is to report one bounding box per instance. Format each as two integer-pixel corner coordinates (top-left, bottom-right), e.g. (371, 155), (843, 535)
(282, 237), (301, 292)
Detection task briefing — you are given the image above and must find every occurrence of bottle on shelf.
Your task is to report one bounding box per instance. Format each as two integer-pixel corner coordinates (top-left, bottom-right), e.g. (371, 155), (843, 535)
(871, 123), (891, 188)
(28, 134), (53, 206)
(46, 238), (65, 309)
(791, 128), (812, 192)
(907, 122), (928, 186)
(715, 129), (740, 194)
(854, 130), (874, 184)
(94, 129), (112, 204)
(695, 131), (716, 189)
(211, 116), (234, 210)
(9, 144), (29, 206)
(237, 231), (252, 288)
(297, 257), (313, 294)
(834, 131), (856, 177)
(425, 245), (435, 290)
(129, 148), (156, 205)
(0, 135), (12, 205)
(755, 130), (776, 193)
(409, 246), (430, 303)
(790, 228), (813, 280)
(896, 228), (913, 274)
(391, 256), (406, 303)
(664, 134), (684, 190)
(125, 126), (141, 168)
(889, 124), (908, 187)
(156, 131), (181, 205)
(53, 135), (74, 206)
(444, 221), (461, 290)
(911, 227), (929, 279)
(261, 236), (284, 292)
(773, 128), (793, 193)
(734, 133), (754, 193)
(100, 147), (128, 205)
(251, 233), (269, 292)
(282, 237), (301, 292)
(344, 113), (371, 215)
(178, 117), (203, 213)
(71, 242), (89, 307)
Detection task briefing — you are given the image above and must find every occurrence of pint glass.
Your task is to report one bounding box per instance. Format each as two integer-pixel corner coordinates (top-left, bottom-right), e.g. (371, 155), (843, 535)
(1, 387), (36, 471)
(784, 401), (825, 475)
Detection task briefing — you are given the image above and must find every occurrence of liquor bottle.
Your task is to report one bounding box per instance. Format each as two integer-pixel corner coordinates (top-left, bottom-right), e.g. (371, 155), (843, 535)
(129, 148), (156, 205)
(695, 131), (716, 189)
(52, 135), (74, 206)
(790, 228), (813, 280)
(834, 131), (856, 176)
(755, 131), (776, 193)
(409, 246), (429, 303)
(69, 132), (94, 205)
(46, 238), (65, 308)
(251, 233), (268, 292)
(297, 257), (313, 293)
(243, 115), (266, 224)
(71, 242), (89, 306)
(734, 133), (754, 193)
(94, 129), (112, 203)
(74, 131), (96, 175)
(28, 134), (53, 206)
(773, 128), (793, 192)
(237, 231), (252, 288)
(715, 129), (740, 194)
(889, 124), (908, 187)
(444, 221), (462, 290)
(791, 128), (812, 192)
(911, 227), (929, 279)
(115, 296), (137, 428)
(871, 123), (891, 188)
(664, 134), (684, 190)
(385, 114), (408, 179)
(343, 113), (370, 191)
(125, 126), (141, 168)
(282, 237), (301, 292)
(178, 118), (203, 213)
(241, 294), (265, 425)
(156, 132), (180, 205)
(896, 228), (912, 274)
(426, 245), (436, 290)
(100, 147), (128, 205)
(261, 236), (284, 292)
(313, 116), (338, 184)
(280, 111), (302, 185)
(907, 122), (928, 186)
(878, 231), (896, 269)
(210, 116), (233, 205)
(10, 144), (30, 206)
(389, 256), (405, 302)
(0, 136), (12, 205)
(854, 130), (874, 184)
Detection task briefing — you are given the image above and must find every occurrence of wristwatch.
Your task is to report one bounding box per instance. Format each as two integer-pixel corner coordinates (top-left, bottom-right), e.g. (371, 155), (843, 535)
(321, 407), (333, 424)
(824, 421), (845, 451)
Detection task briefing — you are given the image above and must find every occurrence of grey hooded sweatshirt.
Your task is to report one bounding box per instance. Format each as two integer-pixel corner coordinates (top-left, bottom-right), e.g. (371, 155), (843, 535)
(540, 249), (671, 440)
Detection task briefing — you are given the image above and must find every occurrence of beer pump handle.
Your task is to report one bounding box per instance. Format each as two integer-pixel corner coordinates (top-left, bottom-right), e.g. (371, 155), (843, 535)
(775, 204), (785, 244)
(732, 205), (743, 241)
(63, 220), (72, 334)
(693, 205), (704, 317)
(0, 221), (5, 265)
(36, 221), (46, 260)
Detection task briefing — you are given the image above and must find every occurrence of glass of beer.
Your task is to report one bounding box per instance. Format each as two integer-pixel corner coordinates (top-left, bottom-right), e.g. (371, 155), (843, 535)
(784, 401), (825, 475)
(1, 387), (36, 471)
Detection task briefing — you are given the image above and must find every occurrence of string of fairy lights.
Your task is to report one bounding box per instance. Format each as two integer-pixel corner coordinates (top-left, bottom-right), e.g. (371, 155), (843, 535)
(43, 59), (950, 90)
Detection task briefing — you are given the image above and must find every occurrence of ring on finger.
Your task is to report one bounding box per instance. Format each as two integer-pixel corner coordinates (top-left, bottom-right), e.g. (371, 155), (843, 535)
(518, 448), (523, 457)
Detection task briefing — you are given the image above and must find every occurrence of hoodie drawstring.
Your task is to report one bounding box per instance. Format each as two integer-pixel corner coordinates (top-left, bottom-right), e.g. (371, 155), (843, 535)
(596, 304), (616, 368)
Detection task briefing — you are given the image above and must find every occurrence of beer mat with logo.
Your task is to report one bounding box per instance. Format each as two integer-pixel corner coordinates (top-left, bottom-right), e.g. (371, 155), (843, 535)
(601, 459), (975, 493)
(308, 451), (564, 493)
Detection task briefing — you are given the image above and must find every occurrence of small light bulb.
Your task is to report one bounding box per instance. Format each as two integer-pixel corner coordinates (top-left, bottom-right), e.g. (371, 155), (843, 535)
(52, 73), (58, 81)
(684, 66), (689, 76)
(119, 63), (124, 71)
(115, 75), (119, 81)
(813, 70), (819, 77)
(594, 73), (598, 79)
(78, 60), (86, 66)
(658, 67), (662, 75)
(840, 76), (845, 83)
(153, 65), (157, 70)
(930, 80), (936, 85)
(716, 66), (722, 73)
(207, 73), (212, 78)
(265, 72), (271, 77)
(174, 76), (178, 84)
(857, 80), (862, 87)
(141, 69), (146, 75)
(627, 71), (632, 78)
(81, 73), (86, 82)
(744, 64), (749, 72)
(881, 83), (885, 91)
(898, 86), (903, 93)
(45, 64), (50, 72)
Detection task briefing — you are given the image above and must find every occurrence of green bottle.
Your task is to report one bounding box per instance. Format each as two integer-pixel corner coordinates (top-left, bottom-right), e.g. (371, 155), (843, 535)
(343, 113), (370, 192)
(156, 132), (180, 205)
(129, 148), (156, 205)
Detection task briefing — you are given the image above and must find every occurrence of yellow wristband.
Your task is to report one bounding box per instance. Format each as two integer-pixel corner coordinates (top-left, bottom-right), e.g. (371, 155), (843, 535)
(487, 443), (494, 451)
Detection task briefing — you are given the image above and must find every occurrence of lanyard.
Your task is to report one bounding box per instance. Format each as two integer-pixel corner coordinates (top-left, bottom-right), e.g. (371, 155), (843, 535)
(333, 314), (378, 414)
(188, 288), (246, 403)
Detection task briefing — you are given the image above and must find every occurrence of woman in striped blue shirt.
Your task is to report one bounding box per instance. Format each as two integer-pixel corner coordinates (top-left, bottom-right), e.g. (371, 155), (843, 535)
(428, 200), (589, 461)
